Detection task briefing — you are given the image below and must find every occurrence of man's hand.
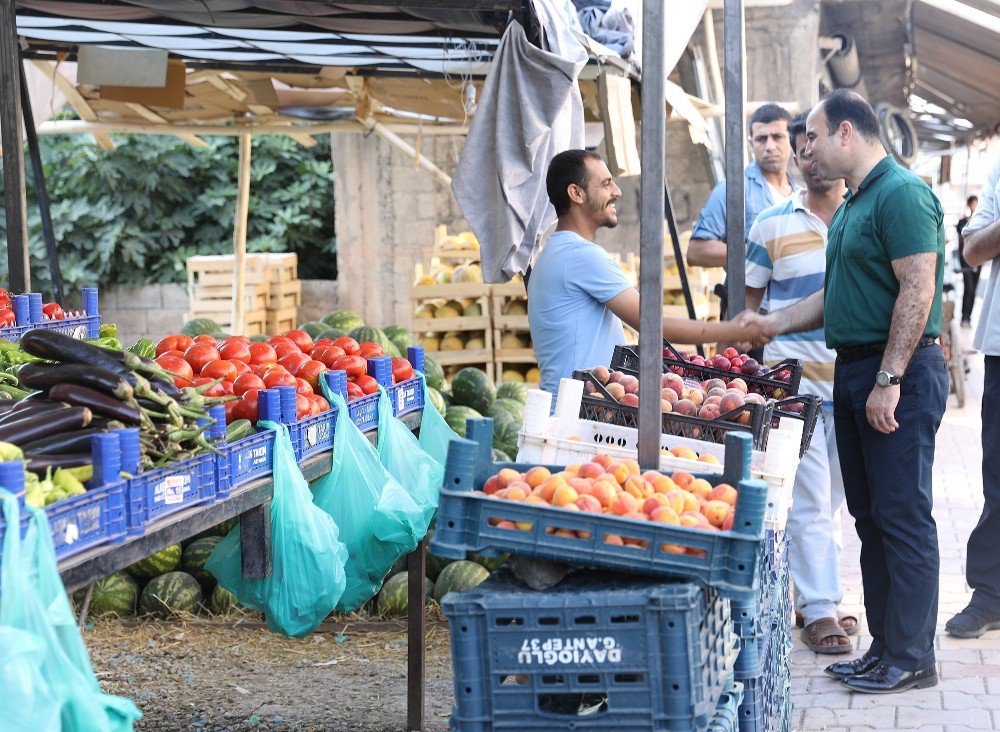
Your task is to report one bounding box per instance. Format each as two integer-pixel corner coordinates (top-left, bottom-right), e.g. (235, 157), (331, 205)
(733, 310), (776, 346)
(866, 385), (900, 434)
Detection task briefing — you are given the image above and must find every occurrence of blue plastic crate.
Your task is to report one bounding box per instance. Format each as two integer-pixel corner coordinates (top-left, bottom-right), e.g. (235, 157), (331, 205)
(0, 288), (101, 342)
(443, 568), (738, 732)
(736, 605), (793, 732)
(387, 375), (424, 417)
(730, 530), (790, 679)
(289, 408), (338, 460)
(46, 480), (127, 559)
(431, 419), (769, 599)
(124, 453), (216, 534)
(33, 313), (102, 340)
(708, 679), (744, 732)
(349, 391), (380, 432)
(215, 427), (276, 497)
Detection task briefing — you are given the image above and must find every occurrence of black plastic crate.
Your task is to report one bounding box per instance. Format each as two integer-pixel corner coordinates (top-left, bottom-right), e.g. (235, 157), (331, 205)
(770, 395), (823, 459)
(442, 568), (738, 731)
(610, 342), (802, 400)
(573, 369), (775, 451)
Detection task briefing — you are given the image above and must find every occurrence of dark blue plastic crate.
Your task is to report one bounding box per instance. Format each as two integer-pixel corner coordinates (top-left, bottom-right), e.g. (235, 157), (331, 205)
(387, 375), (424, 417)
(289, 409), (337, 460)
(431, 419), (768, 599)
(730, 530), (790, 679)
(736, 605), (792, 732)
(34, 314), (102, 340)
(709, 679), (744, 732)
(0, 288), (101, 342)
(349, 392), (380, 432)
(442, 568), (738, 732)
(215, 428), (276, 496)
(124, 453), (216, 534)
(46, 480), (127, 559)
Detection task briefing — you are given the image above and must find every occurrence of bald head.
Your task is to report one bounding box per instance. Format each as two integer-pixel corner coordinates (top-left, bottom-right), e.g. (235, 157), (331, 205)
(803, 90), (887, 191)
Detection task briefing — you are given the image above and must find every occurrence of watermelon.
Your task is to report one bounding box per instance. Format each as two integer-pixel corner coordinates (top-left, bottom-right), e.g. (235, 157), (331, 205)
(493, 421), (520, 459)
(249, 334), (269, 343)
(445, 405), (482, 437)
(322, 310), (365, 333)
(433, 560), (490, 602)
(486, 403), (515, 428)
(75, 571), (139, 617)
(127, 544), (182, 580)
(180, 318), (222, 337)
(139, 571), (203, 617)
(494, 398), (524, 425)
(383, 325), (414, 355)
(319, 328), (348, 341)
(349, 326), (400, 358)
(423, 357), (445, 390)
(452, 367), (495, 415)
(492, 449), (512, 462)
(214, 516), (239, 537)
(496, 381), (528, 404)
(298, 321), (328, 339)
(181, 537), (221, 588)
(470, 552), (509, 572)
(439, 389), (454, 409)
(376, 572), (435, 617)
(427, 387), (446, 415)
(209, 584), (239, 614)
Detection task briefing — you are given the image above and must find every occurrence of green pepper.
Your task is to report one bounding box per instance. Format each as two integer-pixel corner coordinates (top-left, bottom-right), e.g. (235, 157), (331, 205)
(128, 338), (157, 360)
(0, 442), (23, 462)
(25, 472), (45, 508)
(98, 323), (118, 339)
(52, 468), (86, 499)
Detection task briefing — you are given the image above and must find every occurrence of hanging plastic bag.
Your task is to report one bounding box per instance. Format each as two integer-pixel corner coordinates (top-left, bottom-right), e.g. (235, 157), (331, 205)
(0, 491), (61, 732)
(206, 421), (348, 638)
(311, 389), (424, 612)
(415, 372), (461, 467)
(375, 383), (442, 533)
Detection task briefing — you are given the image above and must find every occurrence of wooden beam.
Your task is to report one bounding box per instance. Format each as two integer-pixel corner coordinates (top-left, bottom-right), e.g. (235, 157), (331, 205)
(36, 119), (471, 137)
(1, 7), (29, 292)
(30, 60), (116, 150)
(125, 103), (208, 147)
(357, 117), (452, 188)
(232, 130), (252, 335)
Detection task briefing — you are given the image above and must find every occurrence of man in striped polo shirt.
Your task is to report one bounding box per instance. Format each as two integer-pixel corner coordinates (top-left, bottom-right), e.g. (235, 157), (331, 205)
(745, 112), (857, 654)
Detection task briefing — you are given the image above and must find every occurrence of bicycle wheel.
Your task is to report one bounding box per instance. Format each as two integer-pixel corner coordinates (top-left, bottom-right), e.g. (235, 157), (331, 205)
(949, 320), (966, 408)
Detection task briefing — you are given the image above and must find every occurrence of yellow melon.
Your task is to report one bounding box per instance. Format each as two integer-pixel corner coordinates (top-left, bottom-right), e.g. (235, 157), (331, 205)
(500, 333), (528, 349)
(463, 301), (483, 317)
(458, 231), (479, 249)
(465, 336), (486, 350)
(502, 370), (525, 382)
(431, 265), (453, 284)
(421, 335), (440, 352)
(414, 303), (437, 319)
(526, 367), (541, 383)
(503, 300), (528, 316)
(414, 274), (437, 286)
(435, 302), (462, 319)
(441, 332), (465, 351)
(451, 264), (483, 283)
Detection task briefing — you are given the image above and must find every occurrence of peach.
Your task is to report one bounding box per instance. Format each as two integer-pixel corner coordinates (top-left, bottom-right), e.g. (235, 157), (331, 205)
(575, 494), (603, 513)
(650, 505), (680, 525)
(621, 393), (639, 408)
(701, 499), (731, 528)
(622, 476), (646, 500)
(591, 482), (618, 509)
(661, 399), (673, 413)
(592, 366), (611, 384)
(495, 519), (518, 530)
(719, 392), (745, 414)
(623, 460), (641, 476)
(688, 478), (713, 500)
(604, 534), (625, 546)
(606, 463), (630, 485)
(704, 395), (723, 407)
(642, 494), (670, 515)
(722, 509), (735, 531)
(661, 387), (679, 404)
(744, 392), (766, 405)
(610, 492), (639, 516)
(496, 468), (522, 489)
(578, 462), (604, 479)
(619, 375), (639, 394)
(552, 484), (580, 507)
(482, 475), (501, 495)
(524, 466), (551, 488)
(728, 377), (748, 394)
(663, 373), (686, 395)
(606, 383), (626, 401)
(698, 404), (722, 420)
(593, 453), (615, 469)
(703, 378), (727, 392)
(607, 371), (625, 384)
(584, 381), (596, 395)
(708, 482), (738, 506)
(682, 388), (704, 407)
(672, 399), (698, 416)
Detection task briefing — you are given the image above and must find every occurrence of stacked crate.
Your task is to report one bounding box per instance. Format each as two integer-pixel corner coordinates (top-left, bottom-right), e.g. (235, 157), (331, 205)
(490, 278), (539, 386)
(186, 253), (298, 335)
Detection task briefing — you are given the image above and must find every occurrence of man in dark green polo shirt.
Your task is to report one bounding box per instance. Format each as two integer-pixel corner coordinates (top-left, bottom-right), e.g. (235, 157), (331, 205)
(739, 89), (948, 694)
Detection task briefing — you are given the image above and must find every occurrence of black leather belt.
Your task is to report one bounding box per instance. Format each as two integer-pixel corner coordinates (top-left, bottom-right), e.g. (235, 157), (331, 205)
(836, 336), (936, 364)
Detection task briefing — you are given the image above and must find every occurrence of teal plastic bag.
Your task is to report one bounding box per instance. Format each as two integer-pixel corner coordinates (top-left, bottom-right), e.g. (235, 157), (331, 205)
(375, 384), (442, 532)
(415, 372), (461, 466)
(206, 421), (348, 638)
(311, 390), (424, 612)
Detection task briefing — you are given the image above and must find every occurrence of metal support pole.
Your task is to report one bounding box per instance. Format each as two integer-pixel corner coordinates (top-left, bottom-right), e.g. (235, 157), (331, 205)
(19, 59), (64, 304)
(664, 181), (704, 358)
(406, 539), (427, 731)
(0, 1), (30, 292)
(724, 0), (746, 316)
(637, 0), (666, 470)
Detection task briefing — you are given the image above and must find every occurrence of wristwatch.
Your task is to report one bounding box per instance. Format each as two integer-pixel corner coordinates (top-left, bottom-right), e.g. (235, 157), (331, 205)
(875, 369), (902, 387)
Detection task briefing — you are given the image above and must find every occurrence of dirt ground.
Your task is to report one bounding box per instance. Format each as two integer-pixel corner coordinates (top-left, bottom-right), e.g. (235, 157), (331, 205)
(86, 616), (456, 732)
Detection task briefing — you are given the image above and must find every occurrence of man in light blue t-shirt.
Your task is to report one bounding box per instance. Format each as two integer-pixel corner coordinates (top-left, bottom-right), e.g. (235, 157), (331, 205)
(528, 150), (756, 397)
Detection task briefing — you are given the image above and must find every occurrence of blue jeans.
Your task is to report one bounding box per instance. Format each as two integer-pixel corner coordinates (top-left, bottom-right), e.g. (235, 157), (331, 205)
(832, 344), (948, 671)
(966, 356), (1000, 609)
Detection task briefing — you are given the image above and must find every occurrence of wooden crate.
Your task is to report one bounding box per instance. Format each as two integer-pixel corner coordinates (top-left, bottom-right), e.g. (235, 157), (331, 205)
(268, 280), (302, 310)
(266, 307), (297, 334)
(431, 224), (481, 263)
(495, 361), (539, 387)
(409, 272), (492, 333)
(187, 253), (297, 289)
(190, 283), (269, 312)
(490, 279), (530, 331)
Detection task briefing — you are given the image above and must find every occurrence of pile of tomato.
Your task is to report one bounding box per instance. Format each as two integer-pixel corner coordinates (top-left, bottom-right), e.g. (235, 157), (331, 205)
(0, 289), (66, 328)
(153, 329), (416, 424)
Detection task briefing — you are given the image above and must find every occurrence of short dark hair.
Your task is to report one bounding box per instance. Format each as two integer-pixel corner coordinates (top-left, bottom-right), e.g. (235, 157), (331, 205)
(547, 149), (602, 216)
(968, 195), (979, 206)
(749, 103), (791, 131)
(820, 89), (880, 142)
(789, 111), (809, 153)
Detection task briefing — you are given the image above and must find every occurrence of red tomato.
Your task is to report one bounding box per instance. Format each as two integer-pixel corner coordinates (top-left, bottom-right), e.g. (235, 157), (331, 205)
(358, 342), (384, 359)
(0, 298), (10, 313)
(0, 289), (8, 300)
(283, 329), (314, 353)
(156, 334), (194, 357)
(278, 353), (311, 376)
(254, 363), (284, 378)
(219, 380), (235, 396)
(235, 389), (261, 423)
(267, 335), (298, 351)
(158, 349), (186, 361)
(354, 374), (380, 395)
(191, 376), (226, 398)
(185, 343), (221, 374)
(263, 369), (297, 389)
(331, 355), (367, 379)
(247, 342), (277, 366)
(346, 381), (365, 401)
(223, 399), (239, 424)
(297, 360), (328, 390)
(42, 302), (65, 320)
(229, 359), (252, 376)
(295, 378), (314, 395)
(295, 393), (312, 421)
(313, 395), (330, 413)
(391, 357), (414, 384)
(228, 335), (252, 344)
(233, 372), (266, 395)
(0, 308), (15, 328)
(317, 346), (347, 369)
(155, 354), (195, 387)
(333, 337), (361, 357)
(201, 359), (238, 382)
(310, 339), (334, 357)
(308, 396), (323, 417)
(193, 333), (218, 346)
(218, 339), (251, 363)
(273, 342), (302, 361)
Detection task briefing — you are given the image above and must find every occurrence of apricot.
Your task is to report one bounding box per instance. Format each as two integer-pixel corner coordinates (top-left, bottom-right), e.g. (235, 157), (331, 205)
(623, 511), (649, 522)
(525, 495), (548, 506)
(606, 463), (630, 485)
(536, 475), (565, 502)
(604, 534), (625, 546)
(688, 478), (714, 500)
(662, 489), (687, 514)
(670, 446), (699, 462)
(610, 492), (639, 516)
(524, 466), (551, 488)
(606, 383), (626, 401)
(568, 477), (594, 495)
(553, 529), (576, 539)
(622, 476), (645, 499)
(678, 490), (701, 513)
(578, 530), (591, 540)
(564, 464), (581, 477)
(698, 454), (721, 465)
(496, 468), (522, 489)
(671, 470), (696, 489)
(660, 543), (686, 555)
(575, 494), (603, 513)
(593, 454), (615, 470)
(662, 400), (673, 413)
(515, 520), (534, 531)
(495, 519), (518, 530)
(483, 475), (501, 495)
(590, 482), (618, 509)
(578, 462), (604, 479)
(722, 509), (735, 531)
(642, 494), (670, 515)
(650, 505), (680, 525)
(500, 483), (529, 501)
(623, 459), (641, 476)
(708, 482), (738, 506)
(552, 484), (580, 507)
(701, 499), (730, 528)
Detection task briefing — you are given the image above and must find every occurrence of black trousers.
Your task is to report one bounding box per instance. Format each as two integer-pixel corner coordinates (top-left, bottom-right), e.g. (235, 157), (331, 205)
(962, 268), (981, 323)
(833, 345), (948, 670)
(966, 356), (1000, 609)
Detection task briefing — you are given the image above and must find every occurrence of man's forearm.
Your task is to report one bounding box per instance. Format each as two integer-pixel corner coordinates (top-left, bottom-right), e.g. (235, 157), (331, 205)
(883, 253), (938, 374)
(964, 220), (1000, 268)
(686, 238), (729, 269)
(766, 290), (824, 335)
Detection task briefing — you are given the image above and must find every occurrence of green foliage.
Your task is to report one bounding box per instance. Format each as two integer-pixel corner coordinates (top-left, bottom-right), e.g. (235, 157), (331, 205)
(0, 130), (336, 296)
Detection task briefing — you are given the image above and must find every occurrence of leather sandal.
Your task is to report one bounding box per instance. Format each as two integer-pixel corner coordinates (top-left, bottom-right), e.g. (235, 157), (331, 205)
(795, 610), (861, 636)
(802, 616), (852, 654)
